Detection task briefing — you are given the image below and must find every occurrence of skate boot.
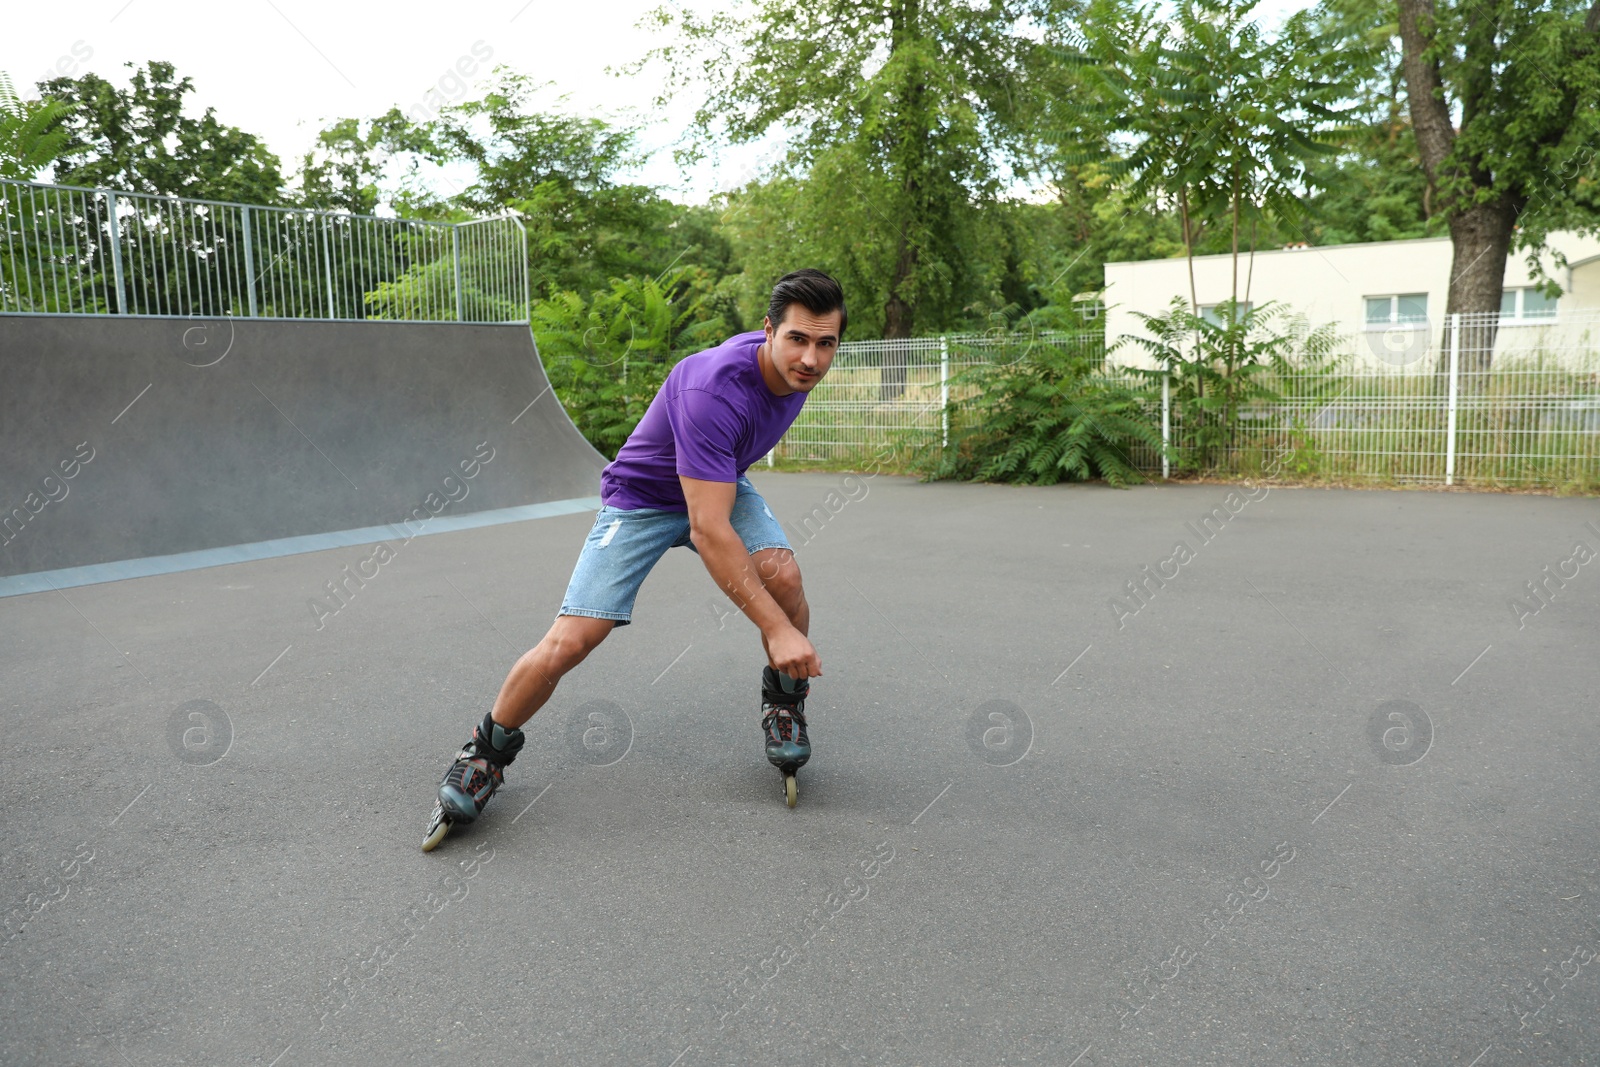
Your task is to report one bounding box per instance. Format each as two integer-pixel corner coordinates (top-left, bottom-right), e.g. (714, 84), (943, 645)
(761, 665), (811, 808)
(422, 712), (526, 851)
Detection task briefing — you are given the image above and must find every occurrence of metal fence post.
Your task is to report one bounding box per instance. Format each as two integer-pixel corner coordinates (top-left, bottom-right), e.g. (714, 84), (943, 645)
(1445, 312), (1460, 486)
(521, 227), (530, 320)
(1161, 371), (1171, 480)
(106, 194), (126, 315)
(940, 335), (950, 449)
(452, 226), (464, 322)
(241, 206), (258, 318)
(320, 215), (336, 318)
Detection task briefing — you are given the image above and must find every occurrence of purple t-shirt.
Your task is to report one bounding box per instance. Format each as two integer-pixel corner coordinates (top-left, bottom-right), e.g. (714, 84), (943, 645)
(599, 331), (807, 511)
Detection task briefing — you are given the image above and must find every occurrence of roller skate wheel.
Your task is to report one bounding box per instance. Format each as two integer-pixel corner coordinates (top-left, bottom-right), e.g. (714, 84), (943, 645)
(784, 774), (798, 808)
(421, 812), (452, 852)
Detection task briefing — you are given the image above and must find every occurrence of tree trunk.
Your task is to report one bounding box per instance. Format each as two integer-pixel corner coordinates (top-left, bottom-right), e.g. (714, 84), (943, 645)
(884, 240), (916, 340)
(879, 0), (923, 399)
(1179, 187), (1198, 315)
(880, 235), (916, 399)
(1397, 0), (1512, 368)
(1442, 193), (1516, 372)
(1244, 216), (1256, 305)
(1231, 166), (1240, 305)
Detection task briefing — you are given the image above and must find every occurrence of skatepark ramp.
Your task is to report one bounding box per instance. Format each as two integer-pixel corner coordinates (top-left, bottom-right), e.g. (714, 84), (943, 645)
(0, 315), (606, 593)
(0, 180), (607, 595)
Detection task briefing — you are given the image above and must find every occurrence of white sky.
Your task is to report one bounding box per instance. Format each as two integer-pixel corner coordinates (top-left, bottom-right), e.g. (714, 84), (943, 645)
(6, 0), (1319, 206)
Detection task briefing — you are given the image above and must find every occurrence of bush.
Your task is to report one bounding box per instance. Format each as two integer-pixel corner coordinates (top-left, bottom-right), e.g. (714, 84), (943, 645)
(533, 270), (729, 457)
(1119, 297), (1338, 472)
(926, 343), (1163, 488)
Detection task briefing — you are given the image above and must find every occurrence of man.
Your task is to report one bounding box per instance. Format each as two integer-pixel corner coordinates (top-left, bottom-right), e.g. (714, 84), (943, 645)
(423, 268), (845, 849)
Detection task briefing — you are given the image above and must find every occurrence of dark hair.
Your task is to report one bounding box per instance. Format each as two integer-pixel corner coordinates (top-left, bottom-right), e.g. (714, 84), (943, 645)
(766, 269), (847, 337)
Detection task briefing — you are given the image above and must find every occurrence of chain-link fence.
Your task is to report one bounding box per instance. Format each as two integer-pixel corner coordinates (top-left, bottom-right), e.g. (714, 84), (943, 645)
(0, 178), (527, 321)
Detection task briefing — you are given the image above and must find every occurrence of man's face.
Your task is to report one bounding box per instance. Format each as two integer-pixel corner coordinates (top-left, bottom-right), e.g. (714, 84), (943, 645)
(763, 306), (841, 394)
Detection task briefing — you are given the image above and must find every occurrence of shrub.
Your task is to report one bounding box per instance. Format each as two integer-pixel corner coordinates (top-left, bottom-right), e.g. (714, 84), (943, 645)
(927, 344), (1163, 488)
(533, 270), (728, 457)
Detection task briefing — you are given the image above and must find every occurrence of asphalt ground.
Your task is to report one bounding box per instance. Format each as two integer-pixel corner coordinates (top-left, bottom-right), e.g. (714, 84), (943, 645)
(1, 472), (1597, 1067)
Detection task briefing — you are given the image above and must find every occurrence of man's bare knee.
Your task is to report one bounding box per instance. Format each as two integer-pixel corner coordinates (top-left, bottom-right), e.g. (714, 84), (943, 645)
(755, 550), (803, 609)
(542, 615), (614, 671)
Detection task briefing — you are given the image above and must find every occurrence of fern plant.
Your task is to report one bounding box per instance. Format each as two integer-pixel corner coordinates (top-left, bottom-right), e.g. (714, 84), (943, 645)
(532, 270), (729, 457)
(928, 344), (1164, 488)
(1119, 297), (1337, 472)
(0, 73), (79, 179)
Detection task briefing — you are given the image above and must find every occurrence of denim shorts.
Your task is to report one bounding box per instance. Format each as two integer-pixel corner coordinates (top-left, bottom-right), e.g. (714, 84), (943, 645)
(559, 476), (791, 627)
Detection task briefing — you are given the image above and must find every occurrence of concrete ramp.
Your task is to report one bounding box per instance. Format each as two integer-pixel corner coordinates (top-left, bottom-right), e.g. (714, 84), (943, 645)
(0, 315), (606, 590)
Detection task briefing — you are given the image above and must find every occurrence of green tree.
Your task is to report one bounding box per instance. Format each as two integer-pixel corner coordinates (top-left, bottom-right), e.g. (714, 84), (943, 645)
(1396, 0), (1600, 365)
(1055, 0), (1358, 312)
(398, 70), (732, 302)
(1019, 4), (1178, 318)
(646, 0), (1038, 341)
(994, 161), (1186, 332)
(1297, 0), (1442, 245)
(2, 72), (91, 314)
(40, 61), (285, 202)
(295, 114), (421, 215)
(0, 72), (78, 179)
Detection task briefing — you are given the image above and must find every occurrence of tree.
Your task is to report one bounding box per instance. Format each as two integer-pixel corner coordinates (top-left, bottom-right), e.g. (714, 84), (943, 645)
(1053, 0), (1357, 313)
(397, 70), (727, 302)
(713, 147), (914, 341)
(39, 61), (285, 203)
(1396, 0), (1600, 366)
(295, 114), (417, 215)
(0, 72), (78, 179)
(2, 72), (91, 314)
(645, 0), (1037, 341)
(1297, 0), (1441, 245)
(531, 271), (731, 456)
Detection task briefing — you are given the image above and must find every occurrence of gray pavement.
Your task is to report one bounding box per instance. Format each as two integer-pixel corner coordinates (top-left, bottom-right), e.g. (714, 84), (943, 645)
(1, 472), (1597, 1066)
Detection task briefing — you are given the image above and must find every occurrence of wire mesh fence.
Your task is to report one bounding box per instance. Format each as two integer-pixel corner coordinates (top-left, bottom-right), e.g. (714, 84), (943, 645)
(773, 330), (1107, 466)
(773, 312), (1599, 490)
(0, 178), (527, 322)
(1162, 310), (1600, 488)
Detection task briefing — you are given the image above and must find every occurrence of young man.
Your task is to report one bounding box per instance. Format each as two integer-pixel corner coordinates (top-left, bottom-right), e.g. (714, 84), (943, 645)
(423, 268), (845, 849)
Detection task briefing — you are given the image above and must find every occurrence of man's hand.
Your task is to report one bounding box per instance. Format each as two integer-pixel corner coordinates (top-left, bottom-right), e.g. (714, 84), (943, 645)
(763, 625), (822, 681)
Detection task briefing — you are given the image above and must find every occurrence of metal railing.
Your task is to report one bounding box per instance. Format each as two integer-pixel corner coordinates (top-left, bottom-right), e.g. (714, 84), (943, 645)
(0, 178), (528, 322)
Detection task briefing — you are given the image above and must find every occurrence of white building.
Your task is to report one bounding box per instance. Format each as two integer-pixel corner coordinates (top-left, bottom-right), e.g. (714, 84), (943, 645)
(1101, 230), (1600, 369)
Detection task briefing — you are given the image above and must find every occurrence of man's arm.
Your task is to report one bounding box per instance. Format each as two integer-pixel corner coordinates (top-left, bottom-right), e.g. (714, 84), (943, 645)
(681, 476), (821, 679)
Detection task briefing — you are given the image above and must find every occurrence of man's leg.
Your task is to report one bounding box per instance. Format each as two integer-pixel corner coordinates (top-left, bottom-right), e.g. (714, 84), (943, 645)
(750, 547), (811, 797)
(493, 501), (681, 731)
(425, 506), (680, 844)
(490, 614), (615, 730)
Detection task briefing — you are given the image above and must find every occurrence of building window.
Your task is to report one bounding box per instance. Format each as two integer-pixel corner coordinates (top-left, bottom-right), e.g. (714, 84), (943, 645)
(1365, 294), (1428, 326)
(1071, 293), (1104, 321)
(1500, 286), (1559, 321)
(1199, 301), (1251, 327)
